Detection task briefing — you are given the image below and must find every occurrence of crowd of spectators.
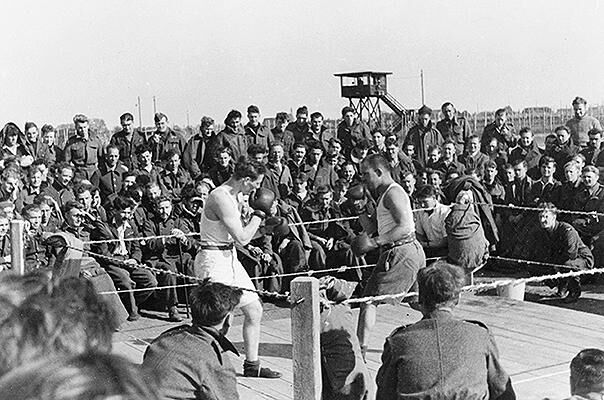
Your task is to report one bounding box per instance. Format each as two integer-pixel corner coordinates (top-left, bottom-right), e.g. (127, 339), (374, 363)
(0, 96), (602, 323)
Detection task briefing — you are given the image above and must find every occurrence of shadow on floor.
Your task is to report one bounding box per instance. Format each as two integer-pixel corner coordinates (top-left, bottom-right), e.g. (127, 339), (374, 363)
(232, 342), (293, 359)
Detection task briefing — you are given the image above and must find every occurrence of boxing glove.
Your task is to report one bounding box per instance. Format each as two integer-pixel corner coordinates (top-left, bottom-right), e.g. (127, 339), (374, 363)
(249, 188), (276, 219)
(265, 216), (290, 238)
(351, 233), (377, 256)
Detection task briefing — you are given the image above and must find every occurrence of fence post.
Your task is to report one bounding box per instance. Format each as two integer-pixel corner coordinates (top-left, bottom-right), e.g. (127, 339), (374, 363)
(10, 220), (25, 275)
(291, 277), (321, 400)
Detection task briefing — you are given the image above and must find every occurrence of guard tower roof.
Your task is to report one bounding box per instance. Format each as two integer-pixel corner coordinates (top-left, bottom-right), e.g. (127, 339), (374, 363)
(334, 71), (392, 77)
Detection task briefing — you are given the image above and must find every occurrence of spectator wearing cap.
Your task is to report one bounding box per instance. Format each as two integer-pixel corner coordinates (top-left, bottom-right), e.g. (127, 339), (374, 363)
(552, 126), (580, 182)
(460, 135), (490, 177)
(337, 106), (371, 158)
(571, 165), (604, 246)
(142, 281), (242, 400)
(286, 106), (310, 144)
(91, 144), (128, 203)
(244, 105), (275, 150)
(153, 113), (187, 163)
(436, 102), (472, 155)
(216, 110), (247, 162)
(305, 112), (335, 152)
(109, 113), (146, 170)
(159, 149), (191, 202)
(63, 114), (103, 181)
(509, 127), (542, 180)
(286, 171), (311, 212)
(480, 108), (517, 153)
(403, 105), (443, 167)
(566, 96), (603, 147)
(565, 348), (604, 399)
(271, 112), (295, 159)
(182, 116), (222, 179)
(376, 261), (515, 400)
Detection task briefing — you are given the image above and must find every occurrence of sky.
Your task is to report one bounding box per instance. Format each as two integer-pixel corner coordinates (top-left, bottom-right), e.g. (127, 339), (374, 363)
(1, 0), (604, 129)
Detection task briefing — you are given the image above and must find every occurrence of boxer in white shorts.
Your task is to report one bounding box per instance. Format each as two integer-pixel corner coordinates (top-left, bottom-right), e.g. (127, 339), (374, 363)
(194, 158), (281, 378)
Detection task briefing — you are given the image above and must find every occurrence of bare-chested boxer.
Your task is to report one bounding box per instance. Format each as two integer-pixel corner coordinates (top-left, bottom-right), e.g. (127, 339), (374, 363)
(194, 159), (281, 378)
(352, 153), (426, 358)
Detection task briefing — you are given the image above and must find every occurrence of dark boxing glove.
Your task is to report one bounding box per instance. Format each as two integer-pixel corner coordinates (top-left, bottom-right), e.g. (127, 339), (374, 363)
(249, 188), (276, 219)
(351, 232), (377, 257)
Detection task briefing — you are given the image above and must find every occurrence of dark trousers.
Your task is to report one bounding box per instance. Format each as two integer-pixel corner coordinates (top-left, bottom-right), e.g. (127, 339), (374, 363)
(105, 263), (158, 315)
(147, 253), (191, 308)
(278, 239), (307, 292)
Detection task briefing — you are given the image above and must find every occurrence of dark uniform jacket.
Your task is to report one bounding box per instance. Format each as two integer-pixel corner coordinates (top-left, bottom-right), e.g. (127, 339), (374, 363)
(572, 183), (604, 243)
(436, 116), (472, 155)
(404, 121), (443, 168)
(110, 129), (148, 170)
(142, 324), (240, 400)
(337, 120), (371, 156)
(305, 126), (336, 153)
(181, 134), (223, 178)
(271, 128), (295, 159)
(244, 123), (274, 150)
(509, 142), (542, 180)
(159, 128), (187, 161)
(527, 221), (594, 268)
(91, 220), (143, 264)
(142, 214), (193, 263)
(63, 135), (102, 179)
(434, 158), (466, 177)
(376, 309), (515, 400)
(527, 179), (561, 206)
(551, 141), (579, 182)
(159, 167), (191, 201)
(217, 125), (247, 162)
(481, 122), (516, 153)
(286, 121), (310, 144)
(460, 151), (490, 175)
(92, 162), (128, 202)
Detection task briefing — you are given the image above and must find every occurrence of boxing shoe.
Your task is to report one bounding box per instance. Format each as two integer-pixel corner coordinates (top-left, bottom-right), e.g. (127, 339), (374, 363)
(243, 360), (282, 379)
(167, 306), (183, 322)
(351, 233), (377, 257)
(249, 188), (276, 218)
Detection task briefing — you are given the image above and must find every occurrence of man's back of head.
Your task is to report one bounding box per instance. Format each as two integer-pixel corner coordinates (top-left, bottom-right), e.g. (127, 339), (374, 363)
(571, 348), (604, 396)
(191, 280), (243, 328)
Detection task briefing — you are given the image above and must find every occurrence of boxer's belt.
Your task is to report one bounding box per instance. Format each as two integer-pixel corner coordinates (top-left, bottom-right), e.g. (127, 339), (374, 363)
(381, 233), (416, 251)
(199, 243), (234, 251)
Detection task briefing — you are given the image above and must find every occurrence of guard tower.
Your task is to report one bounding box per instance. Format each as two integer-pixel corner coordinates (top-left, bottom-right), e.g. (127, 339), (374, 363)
(334, 71), (414, 132)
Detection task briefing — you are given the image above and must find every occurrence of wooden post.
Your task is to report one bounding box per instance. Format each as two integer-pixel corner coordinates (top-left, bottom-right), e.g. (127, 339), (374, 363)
(291, 277), (321, 400)
(10, 220), (25, 275)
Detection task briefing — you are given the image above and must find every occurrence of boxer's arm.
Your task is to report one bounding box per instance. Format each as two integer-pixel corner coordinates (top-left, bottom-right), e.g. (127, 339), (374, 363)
(212, 192), (262, 246)
(374, 186), (411, 247)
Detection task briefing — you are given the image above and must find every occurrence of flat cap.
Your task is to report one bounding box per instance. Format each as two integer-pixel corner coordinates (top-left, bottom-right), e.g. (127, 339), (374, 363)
(418, 105), (433, 115)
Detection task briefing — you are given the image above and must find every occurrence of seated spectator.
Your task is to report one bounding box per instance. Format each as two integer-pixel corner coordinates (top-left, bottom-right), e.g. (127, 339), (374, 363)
(526, 202), (593, 302)
(159, 149), (191, 201)
(567, 348), (604, 399)
(142, 196), (192, 322)
(484, 137), (508, 174)
(528, 156), (561, 206)
(238, 220), (283, 293)
(445, 188), (489, 280)
(326, 137), (346, 170)
(483, 160), (506, 204)
(208, 146), (234, 187)
(370, 129), (386, 154)
(40, 123), (63, 165)
(0, 212), (11, 271)
(287, 142), (311, 177)
(401, 171), (418, 208)
(135, 143), (162, 186)
(402, 142), (423, 174)
(307, 140), (337, 189)
(552, 126), (580, 182)
(0, 167), (22, 204)
(340, 161), (361, 187)
(16, 164), (50, 212)
(48, 163), (76, 208)
(0, 353), (160, 400)
(573, 153), (587, 172)
(266, 142), (292, 198)
(1, 122), (30, 164)
(580, 128), (604, 169)
(510, 127), (542, 180)
(74, 182), (107, 222)
(425, 144), (442, 171)
(427, 169), (446, 202)
(286, 171), (311, 212)
(572, 166), (604, 246)
(376, 261), (515, 400)
(34, 194), (61, 233)
(460, 135), (489, 177)
(415, 185), (451, 258)
(91, 197), (158, 321)
(271, 112), (294, 158)
(0, 277), (115, 377)
(142, 281), (242, 400)
(556, 161), (585, 220)
(349, 138), (372, 172)
(384, 136), (416, 184)
(22, 204), (50, 273)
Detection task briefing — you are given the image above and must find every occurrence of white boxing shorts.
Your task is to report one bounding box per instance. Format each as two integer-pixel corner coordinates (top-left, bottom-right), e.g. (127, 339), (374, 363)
(194, 248), (259, 307)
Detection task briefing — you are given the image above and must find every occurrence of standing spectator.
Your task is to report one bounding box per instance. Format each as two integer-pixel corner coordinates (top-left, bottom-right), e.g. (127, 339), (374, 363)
(93, 144), (128, 203)
(48, 163), (75, 208)
(384, 137), (416, 184)
(271, 112), (294, 158)
(306, 112), (335, 151)
(580, 128), (604, 179)
(23, 122), (50, 162)
(154, 113), (186, 162)
(526, 203), (593, 302)
(402, 142), (424, 173)
(404, 105), (443, 167)
(425, 144), (442, 171)
(376, 261), (515, 400)
(566, 96), (602, 147)
(110, 112), (147, 170)
(528, 156), (561, 206)
(41, 124), (63, 165)
(287, 142), (311, 177)
(306, 140), (337, 189)
(483, 160), (506, 205)
(436, 102), (471, 155)
(509, 127), (542, 180)
(286, 172), (311, 212)
(182, 116), (220, 178)
(371, 130), (386, 154)
(337, 106), (371, 157)
(286, 106), (310, 143)
(481, 108), (516, 153)
(63, 114), (102, 181)
(244, 105), (274, 150)
(556, 161), (584, 218)
(142, 281), (242, 400)
(217, 109), (247, 162)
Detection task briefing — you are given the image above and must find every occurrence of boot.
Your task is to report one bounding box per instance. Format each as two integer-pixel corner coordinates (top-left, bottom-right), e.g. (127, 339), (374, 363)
(243, 360), (282, 379)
